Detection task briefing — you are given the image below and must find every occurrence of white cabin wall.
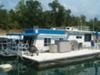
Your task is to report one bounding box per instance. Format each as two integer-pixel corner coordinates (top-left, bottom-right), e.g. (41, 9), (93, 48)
(82, 35), (91, 47)
(83, 42), (91, 47)
(34, 35), (44, 52)
(35, 39), (44, 52)
(51, 40), (55, 44)
(35, 37), (55, 52)
(34, 34), (66, 52)
(67, 34), (92, 47)
(67, 35), (84, 43)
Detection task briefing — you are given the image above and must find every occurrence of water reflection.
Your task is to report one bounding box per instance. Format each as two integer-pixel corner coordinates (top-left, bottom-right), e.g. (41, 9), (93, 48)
(0, 58), (100, 75)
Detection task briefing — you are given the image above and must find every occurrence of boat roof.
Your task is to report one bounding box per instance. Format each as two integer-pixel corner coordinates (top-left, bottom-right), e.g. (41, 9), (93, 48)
(25, 28), (65, 35)
(67, 30), (94, 35)
(7, 29), (65, 37)
(7, 28), (100, 36)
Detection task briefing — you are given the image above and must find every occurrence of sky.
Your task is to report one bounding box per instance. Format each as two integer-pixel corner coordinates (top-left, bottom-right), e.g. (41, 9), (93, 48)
(0, 0), (20, 10)
(0, 0), (100, 20)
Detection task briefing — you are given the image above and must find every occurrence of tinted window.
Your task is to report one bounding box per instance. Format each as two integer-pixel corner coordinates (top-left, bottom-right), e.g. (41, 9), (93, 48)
(76, 36), (82, 39)
(84, 34), (91, 42)
(44, 38), (51, 46)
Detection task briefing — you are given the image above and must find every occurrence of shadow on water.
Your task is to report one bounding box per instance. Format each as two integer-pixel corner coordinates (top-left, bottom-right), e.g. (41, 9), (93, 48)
(0, 58), (100, 75)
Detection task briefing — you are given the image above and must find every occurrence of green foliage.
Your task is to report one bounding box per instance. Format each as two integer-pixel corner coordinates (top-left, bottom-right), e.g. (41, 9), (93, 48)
(48, 0), (71, 27)
(0, 0), (100, 31)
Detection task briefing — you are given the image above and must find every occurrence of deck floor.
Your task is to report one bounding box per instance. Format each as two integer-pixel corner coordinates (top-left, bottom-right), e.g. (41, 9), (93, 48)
(20, 49), (100, 63)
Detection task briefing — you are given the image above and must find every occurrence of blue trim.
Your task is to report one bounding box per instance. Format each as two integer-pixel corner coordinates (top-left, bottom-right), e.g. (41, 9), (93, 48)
(93, 32), (99, 40)
(22, 33), (37, 36)
(7, 28), (65, 36)
(25, 28), (65, 34)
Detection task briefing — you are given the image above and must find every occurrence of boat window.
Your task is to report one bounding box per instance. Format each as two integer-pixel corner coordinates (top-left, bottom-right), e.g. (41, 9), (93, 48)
(84, 34), (91, 42)
(66, 28), (69, 29)
(44, 38), (51, 46)
(59, 38), (64, 41)
(76, 36), (82, 39)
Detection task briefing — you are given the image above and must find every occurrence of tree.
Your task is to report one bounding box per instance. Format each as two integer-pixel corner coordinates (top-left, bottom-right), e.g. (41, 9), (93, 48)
(0, 6), (9, 29)
(1, 0), (100, 32)
(49, 0), (71, 27)
(92, 18), (100, 31)
(8, 9), (21, 29)
(16, 0), (43, 28)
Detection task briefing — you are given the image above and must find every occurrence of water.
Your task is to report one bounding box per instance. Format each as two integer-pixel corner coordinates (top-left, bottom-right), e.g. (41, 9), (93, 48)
(0, 58), (100, 75)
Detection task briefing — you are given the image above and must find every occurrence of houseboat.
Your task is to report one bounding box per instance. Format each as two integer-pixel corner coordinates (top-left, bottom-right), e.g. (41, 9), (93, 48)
(15, 27), (100, 69)
(6, 28), (67, 55)
(7, 27), (98, 52)
(1, 27), (100, 69)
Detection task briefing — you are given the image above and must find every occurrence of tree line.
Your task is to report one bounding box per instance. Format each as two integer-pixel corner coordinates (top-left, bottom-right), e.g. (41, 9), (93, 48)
(0, 0), (100, 31)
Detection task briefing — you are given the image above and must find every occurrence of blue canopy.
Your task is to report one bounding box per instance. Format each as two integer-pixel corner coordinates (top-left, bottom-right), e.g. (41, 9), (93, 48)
(25, 28), (65, 34)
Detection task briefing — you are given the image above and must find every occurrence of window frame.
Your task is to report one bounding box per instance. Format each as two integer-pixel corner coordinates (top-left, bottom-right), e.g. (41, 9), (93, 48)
(84, 34), (91, 42)
(44, 38), (51, 46)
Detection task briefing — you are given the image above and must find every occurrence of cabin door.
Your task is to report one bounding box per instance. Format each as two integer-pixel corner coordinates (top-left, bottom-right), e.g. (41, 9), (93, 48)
(24, 36), (35, 46)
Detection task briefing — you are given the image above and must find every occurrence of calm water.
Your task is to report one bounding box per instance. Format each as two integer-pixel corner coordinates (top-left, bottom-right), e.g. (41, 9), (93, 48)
(0, 58), (100, 75)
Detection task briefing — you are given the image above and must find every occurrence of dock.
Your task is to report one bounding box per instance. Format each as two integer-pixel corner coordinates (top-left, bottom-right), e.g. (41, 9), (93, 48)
(18, 49), (100, 69)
